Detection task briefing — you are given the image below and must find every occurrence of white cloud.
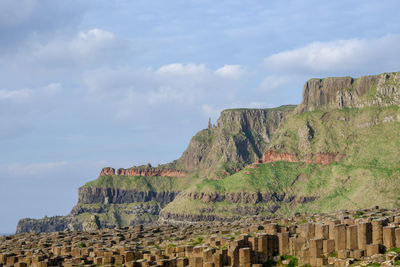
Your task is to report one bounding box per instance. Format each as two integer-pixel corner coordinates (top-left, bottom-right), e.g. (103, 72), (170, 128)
(0, 83), (61, 103)
(156, 63), (208, 76)
(264, 35), (400, 76)
(30, 28), (118, 67)
(257, 75), (292, 92)
(214, 64), (246, 78)
(82, 63), (248, 121)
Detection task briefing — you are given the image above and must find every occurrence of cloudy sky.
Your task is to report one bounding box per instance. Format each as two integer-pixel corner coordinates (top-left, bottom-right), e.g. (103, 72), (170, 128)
(1, 0), (400, 233)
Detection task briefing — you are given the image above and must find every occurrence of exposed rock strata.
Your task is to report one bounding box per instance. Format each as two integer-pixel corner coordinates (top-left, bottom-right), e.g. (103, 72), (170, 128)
(99, 167), (115, 176)
(78, 187), (179, 204)
(184, 192), (317, 205)
(16, 216), (81, 234)
(258, 150), (345, 165)
(173, 106), (296, 178)
(296, 72), (400, 113)
(99, 167), (186, 177)
(116, 168), (186, 177)
(185, 191), (286, 204)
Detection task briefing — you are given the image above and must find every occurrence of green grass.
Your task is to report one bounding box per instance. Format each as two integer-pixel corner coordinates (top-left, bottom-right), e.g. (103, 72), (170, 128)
(77, 242), (86, 248)
(189, 237), (204, 246)
(278, 255), (298, 267)
(386, 247), (400, 254)
(163, 105), (400, 218)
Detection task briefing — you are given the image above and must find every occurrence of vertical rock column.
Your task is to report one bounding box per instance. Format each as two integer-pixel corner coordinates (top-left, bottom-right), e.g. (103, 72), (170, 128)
(357, 222), (372, 250)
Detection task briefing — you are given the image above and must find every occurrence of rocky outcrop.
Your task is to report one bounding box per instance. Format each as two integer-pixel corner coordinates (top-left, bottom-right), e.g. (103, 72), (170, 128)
(70, 203), (161, 217)
(258, 150), (345, 165)
(185, 191), (287, 204)
(78, 187), (179, 204)
(116, 168), (186, 177)
(295, 72), (400, 113)
(172, 105), (296, 178)
(16, 216), (82, 234)
(185, 191), (317, 205)
(99, 167), (186, 177)
(159, 212), (242, 223)
(100, 167), (115, 176)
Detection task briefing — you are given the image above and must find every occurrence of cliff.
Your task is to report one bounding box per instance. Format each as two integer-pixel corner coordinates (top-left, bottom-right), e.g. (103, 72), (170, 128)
(295, 71), (400, 113)
(160, 71), (400, 224)
(16, 71), (400, 233)
(257, 150), (345, 165)
(77, 187), (179, 204)
(99, 166), (186, 177)
(172, 105), (296, 178)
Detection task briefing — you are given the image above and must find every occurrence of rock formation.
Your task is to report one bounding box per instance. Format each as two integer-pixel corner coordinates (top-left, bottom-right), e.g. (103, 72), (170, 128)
(172, 105), (296, 178)
(16, 71), (400, 233)
(257, 150), (345, 165)
(295, 71), (400, 113)
(116, 168), (186, 177)
(77, 187), (179, 204)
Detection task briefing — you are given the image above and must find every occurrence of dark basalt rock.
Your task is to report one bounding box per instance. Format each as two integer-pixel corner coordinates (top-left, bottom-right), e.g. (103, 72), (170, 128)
(77, 187), (179, 204)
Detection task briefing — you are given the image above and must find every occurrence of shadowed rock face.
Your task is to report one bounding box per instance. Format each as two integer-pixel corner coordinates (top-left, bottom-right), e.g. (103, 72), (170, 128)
(173, 106), (296, 178)
(16, 216), (82, 234)
(185, 191), (287, 204)
(295, 72), (400, 113)
(78, 187), (179, 204)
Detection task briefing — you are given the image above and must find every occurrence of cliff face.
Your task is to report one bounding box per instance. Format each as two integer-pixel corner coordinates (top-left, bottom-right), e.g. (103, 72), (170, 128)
(16, 216), (82, 234)
(77, 187), (179, 204)
(295, 71), (400, 113)
(258, 150), (345, 165)
(173, 105), (296, 178)
(17, 71), (400, 233)
(99, 167), (186, 177)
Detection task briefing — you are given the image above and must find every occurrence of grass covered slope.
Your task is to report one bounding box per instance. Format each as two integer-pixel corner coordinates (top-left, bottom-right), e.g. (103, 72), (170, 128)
(162, 105), (400, 219)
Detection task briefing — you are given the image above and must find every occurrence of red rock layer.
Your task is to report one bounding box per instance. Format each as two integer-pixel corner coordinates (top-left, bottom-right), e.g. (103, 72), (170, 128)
(258, 150), (345, 165)
(116, 168), (186, 177)
(99, 167), (116, 176)
(99, 167), (186, 177)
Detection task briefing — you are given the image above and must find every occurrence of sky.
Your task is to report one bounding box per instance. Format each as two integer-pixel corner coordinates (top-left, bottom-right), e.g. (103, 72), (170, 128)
(1, 0), (400, 234)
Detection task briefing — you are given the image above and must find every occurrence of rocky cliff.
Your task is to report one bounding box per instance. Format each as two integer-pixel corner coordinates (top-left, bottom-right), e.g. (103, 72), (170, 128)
(16, 71), (400, 233)
(258, 150), (345, 165)
(172, 105), (295, 178)
(99, 166), (186, 177)
(295, 71), (400, 113)
(77, 187), (179, 204)
(160, 71), (400, 224)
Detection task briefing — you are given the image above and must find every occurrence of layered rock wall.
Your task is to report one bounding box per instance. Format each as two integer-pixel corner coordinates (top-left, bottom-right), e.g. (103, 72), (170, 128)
(16, 216), (81, 234)
(185, 191), (317, 205)
(174, 106), (296, 178)
(78, 187), (179, 204)
(295, 72), (400, 113)
(99, 167), (186, 177)
(258, 150), (345, 165)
